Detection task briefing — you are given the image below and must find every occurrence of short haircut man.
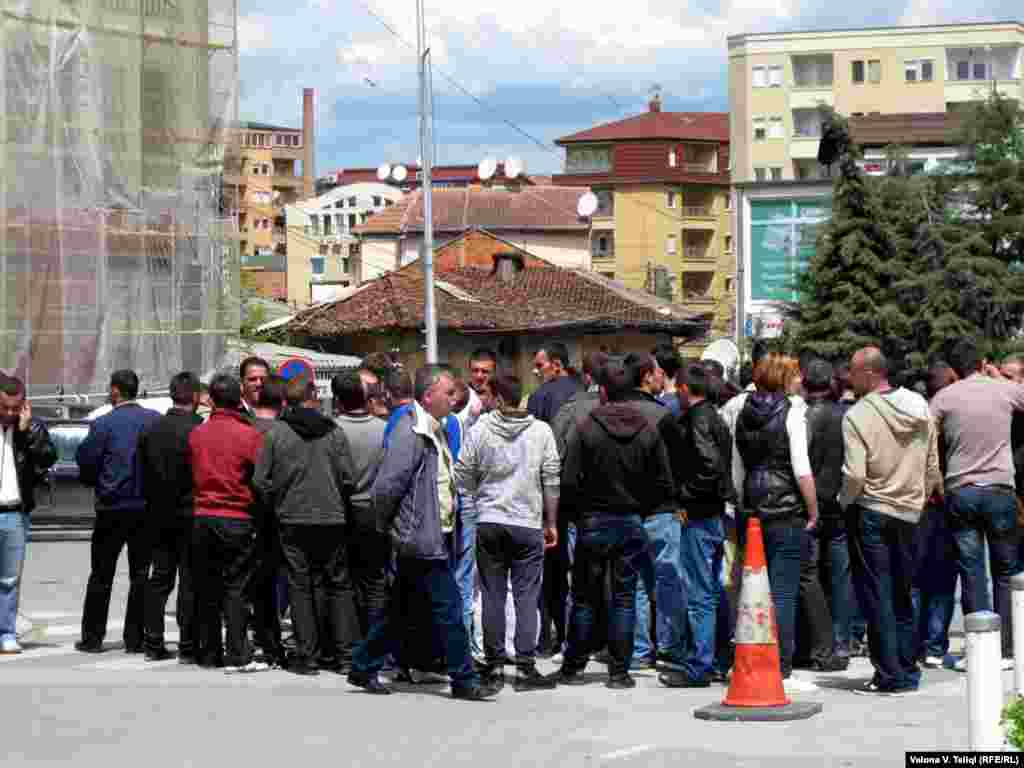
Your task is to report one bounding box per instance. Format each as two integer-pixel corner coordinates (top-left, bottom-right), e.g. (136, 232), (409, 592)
(653, 344), (681, 381)
(285, 376), (318, 407)
(582, 351), (609, 390)
(683, 363), (710, 400)
(601, 357), (634, 402)
(257, 375), (287, 411)
(333, 370), (368, 414)
(541, 343), (570, 369)
(239, 357), (270, 413)
(803, 359), (834, 395)
(701, 359), (725, 381)
(209, 373), (243, 410)
(111, 369), (140, 402)
(240, 356), (270, 381)
(624, 352), (658, 391)
(947, 338), (982, 382)
(387, 369), (414, 406)
(169, 372), (200, 407)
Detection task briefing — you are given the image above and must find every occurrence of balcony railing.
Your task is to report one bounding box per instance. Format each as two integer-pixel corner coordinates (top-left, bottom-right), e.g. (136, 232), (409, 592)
(683, 247), (714, 261)
(680, 161), (716, 174)
(683, 206), (713, 218)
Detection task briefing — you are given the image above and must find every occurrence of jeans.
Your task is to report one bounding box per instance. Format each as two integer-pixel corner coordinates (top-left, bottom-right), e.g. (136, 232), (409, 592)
(246, 516), (282, 654)
(847, 506), (921, 691)
(911, 503), (958, 659)
(0, 510), (28, 643)
(476, 523), (544, 669)
(817, 518), (855, 658)
(947, 485), (1020, 657)
(713, 515), (739, 676)
(454, 507), (481, 657)
(678, 516), (724, 680)
(353, 557), (478, 689)
(761, 521), (803, 678)
(634, 512), (684, 665)
(797, 531), (834, 665)
(564, 515), (648, 677)
(348, 524), (392, 638)
(279, 524), (360, 668)
(539, 513), (572, 653)
(81, 510), (151, 648)
(144, 517), (196, 655)
(192, 516), (258, 667)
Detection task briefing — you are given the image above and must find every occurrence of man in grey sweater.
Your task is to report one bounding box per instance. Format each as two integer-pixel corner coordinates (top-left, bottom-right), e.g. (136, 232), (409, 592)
(456, 373), (561, 691)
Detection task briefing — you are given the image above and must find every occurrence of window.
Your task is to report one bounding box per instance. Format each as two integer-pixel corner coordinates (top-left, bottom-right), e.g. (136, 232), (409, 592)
(275, 135), (283, 145)
(906, 58), (935, 82)
(956, 60), (970, 80)
(311, 257), (324, 276)
(768, 116), (784, 139)
(322, 215), (332, 236)
(335, 214), (343, 230)
(668, 150), (676, 167)
(974, 61), (988, 80)
(922, 59), (934, 81)
(725, 194), (732, 210)
(753, 117), (767, 141)
(868, 60), (881, 83)
(318, 244), (328, 256)
(754, 167), (767, 182)
(332, 244), (342, 255)
(348, 214), (357, 228)
(768, 65), (783, 87)
(725, 235), (733, 252)
(725, 277), (734, 292)
(565, 146), (612, 174)
(770, 167), (783, 181)
(348, 196), (357, 207)
(262, 164), (270, 175)
(372, 196), (382, 207)
(666, 235), (677, 255)
(752, 66), (767, 88)
(596, 236), (610, 256)
(852, 60), (865, 84)
(667, 191), (677, 209)
(342, 258), (351, 273)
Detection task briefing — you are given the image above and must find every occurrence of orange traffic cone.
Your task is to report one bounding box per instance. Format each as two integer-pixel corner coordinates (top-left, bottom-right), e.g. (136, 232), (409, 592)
(694, 517), (822, 722)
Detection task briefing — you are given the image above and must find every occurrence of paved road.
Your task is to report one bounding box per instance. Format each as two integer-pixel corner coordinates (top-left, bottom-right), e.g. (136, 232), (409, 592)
(5, 541), (1008, 767)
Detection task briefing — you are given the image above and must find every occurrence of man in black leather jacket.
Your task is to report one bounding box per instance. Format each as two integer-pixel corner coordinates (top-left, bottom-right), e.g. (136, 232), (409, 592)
(661, 364), (734, 687)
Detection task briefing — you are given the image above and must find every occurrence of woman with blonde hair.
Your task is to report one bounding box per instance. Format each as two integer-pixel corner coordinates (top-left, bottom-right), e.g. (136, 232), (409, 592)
(733, 353), (819, 683)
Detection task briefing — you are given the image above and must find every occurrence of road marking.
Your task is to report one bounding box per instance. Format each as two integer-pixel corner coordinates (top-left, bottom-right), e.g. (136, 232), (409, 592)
(600, 745), (656, 761)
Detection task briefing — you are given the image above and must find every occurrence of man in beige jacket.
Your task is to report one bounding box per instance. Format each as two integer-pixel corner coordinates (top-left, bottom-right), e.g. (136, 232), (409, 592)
(838, 347), (942, 696)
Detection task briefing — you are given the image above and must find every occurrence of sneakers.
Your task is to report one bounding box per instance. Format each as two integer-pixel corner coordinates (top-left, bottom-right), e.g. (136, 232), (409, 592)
(549, 668), (588, 686)
(288, 662), (320, 677)
(606, 673), (637, 690)
(395, 667), (449, 685)
(658, 669), (711, 688)
(75, 639), (104, 654)
(144, 647), (174, 662)
(0, 637), (22, 654)
(224, 661), (271, 675)
(952, 657), (1014, 672)
(347, 671), (393, 695)
(630, 657), (657, 671)
(451, 683), (500, 701)
(922, 655), (945, 669)
(853, 681), (918, 697)
(809, 656), (849, 672)
(514, 667), (557, 691)
(782, 677), (818, 693)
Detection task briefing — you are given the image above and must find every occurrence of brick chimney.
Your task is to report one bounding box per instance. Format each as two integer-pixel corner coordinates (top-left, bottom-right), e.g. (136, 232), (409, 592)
(649, 92), (662, 113)
(492, 251), (524, 283)
(302, 88), (315, 199)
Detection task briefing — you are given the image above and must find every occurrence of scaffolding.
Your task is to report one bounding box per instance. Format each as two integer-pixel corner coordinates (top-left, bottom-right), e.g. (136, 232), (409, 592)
(0, 0), (239, 396)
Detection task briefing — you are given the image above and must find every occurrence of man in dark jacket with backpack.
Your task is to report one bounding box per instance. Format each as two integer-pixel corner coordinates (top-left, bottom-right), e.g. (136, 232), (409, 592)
(254, 377), (358, 676)
(138, 372), (204, 662)
(76, 369), (162, 653)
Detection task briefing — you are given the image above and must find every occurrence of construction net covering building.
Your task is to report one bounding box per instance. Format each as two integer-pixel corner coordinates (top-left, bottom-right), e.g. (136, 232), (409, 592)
(1, 0), (239, 397)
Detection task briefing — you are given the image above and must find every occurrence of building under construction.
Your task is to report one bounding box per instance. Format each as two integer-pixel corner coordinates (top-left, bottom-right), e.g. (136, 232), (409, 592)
(0, 0), (239, 397)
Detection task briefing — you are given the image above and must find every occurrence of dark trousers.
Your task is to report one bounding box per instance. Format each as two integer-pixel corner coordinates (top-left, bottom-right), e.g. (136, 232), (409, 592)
(796, 531), (834, 665)
(192, 516), (257, 667)
(564, 515), (648, 677)
(847, 506), (921, 691)
(247, 517), (282, 654)
(912, 503), (958, 659)
(81, 510), (151, 648)
(947, 485), (1020, 657)
(539, 515), (571, 652)
(348, 524), (392, 638)
(279, 523), (360, 668)
(144, 516), (196, 655)
(761, 521), (803, 677)
(476, 522), (545, 669)
(817, 517), (856, 658)
(353, 557), (478, 689)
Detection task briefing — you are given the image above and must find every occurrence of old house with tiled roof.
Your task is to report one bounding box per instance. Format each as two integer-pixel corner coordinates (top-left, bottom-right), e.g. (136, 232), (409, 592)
(353, 185), (592, 284)
(284, 249), (706, 379)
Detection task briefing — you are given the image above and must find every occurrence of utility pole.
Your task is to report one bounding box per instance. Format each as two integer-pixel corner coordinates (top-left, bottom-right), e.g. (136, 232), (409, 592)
(417, 0), (438, 363)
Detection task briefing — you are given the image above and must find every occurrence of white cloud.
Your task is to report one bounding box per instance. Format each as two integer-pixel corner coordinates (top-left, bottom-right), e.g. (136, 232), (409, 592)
(238, 15), (275, 50)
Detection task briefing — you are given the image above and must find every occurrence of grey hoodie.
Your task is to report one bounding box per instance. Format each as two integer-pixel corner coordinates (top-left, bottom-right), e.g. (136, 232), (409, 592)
(454, 410), (561, 529)
(839, 388), (942, 523)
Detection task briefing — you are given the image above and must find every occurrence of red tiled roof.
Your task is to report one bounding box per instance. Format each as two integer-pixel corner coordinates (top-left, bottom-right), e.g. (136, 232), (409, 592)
(288, 264), (705, 338)
(849, 112), (964, 147)
(556, 111), (730, 145)
(356, 186), (588, 236)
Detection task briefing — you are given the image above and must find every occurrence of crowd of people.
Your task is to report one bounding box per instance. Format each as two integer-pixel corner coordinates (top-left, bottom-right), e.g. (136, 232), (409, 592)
(0, 335), (1021, 701)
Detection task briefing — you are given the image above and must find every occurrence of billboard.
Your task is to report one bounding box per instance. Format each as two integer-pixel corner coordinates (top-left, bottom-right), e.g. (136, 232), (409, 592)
(749, 199), (831, 303)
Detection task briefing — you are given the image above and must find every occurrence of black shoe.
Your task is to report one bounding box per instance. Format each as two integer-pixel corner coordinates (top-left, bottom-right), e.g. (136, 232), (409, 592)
(75, 640), (104, 654)
(124, 644), (144, 654)
(347, 671), (393, 695)
(198, 656), (224, 669)
(810, 656), (849, 672)
(289, 663), (320, 677)
(476, 664), (505, 689)
(658, 669), (710, 688)
(178, 653), (198, 666)
(515, 667), (558, 691)
(451, 684), (499, 701)
(606, 673), (637, 690)
(144, 647), (174, 662)
(550, 668), (588, 686)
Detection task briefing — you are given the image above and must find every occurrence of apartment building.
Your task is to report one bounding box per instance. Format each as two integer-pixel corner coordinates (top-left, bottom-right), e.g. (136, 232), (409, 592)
(316, 163), (541, 196)
(284, 182), (403, 307)
(728, 21), (1024, 339)
(223, 88), (316, 299)
(552, 95), (734, 350)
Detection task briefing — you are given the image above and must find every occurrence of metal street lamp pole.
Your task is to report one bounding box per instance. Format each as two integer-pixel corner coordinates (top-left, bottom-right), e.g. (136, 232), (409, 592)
(417, 0), (438, 363)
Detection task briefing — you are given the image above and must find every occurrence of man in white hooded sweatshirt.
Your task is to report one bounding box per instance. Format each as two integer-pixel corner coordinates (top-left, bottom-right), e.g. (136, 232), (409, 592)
(455, 373), (561, 692)
(839, 347), (943, 696)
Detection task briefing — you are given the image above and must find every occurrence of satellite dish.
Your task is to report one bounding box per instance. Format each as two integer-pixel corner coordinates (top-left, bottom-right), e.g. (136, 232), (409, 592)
(505, 156), (524, 179)
(576, 191), (599, 217)
(478, 156), (497, 181)
(392, 164), (408, 182)
(701, 339), (741, 380)
(376, 163), (391, 181)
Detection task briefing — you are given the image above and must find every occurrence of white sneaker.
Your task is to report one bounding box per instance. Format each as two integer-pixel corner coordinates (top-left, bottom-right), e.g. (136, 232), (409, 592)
(923, 656), (945, 669)
(224, 661), (270, 674)
(783, 677), (817, 693)
(1003, 658), (1015, 671)
(0, 637), (22, 654)
(955, 657), (968, 672)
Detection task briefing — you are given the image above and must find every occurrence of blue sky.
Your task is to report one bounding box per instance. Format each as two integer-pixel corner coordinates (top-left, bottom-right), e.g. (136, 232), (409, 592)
(236, 1), (1023, 176)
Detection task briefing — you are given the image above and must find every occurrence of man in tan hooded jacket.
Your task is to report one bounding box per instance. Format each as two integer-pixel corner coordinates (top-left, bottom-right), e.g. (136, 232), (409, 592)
(839, 347), (942, 696)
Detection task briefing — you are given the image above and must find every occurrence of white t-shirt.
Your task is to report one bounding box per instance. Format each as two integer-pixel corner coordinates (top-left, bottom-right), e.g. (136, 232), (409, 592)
(0, 427), (22, 507)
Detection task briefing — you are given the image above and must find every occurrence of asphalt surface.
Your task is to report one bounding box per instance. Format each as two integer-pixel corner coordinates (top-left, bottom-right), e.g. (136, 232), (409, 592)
(3, 541), (1010, 767)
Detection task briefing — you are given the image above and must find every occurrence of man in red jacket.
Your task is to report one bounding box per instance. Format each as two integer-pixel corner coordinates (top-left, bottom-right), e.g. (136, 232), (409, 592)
(189, 374), (266, 672)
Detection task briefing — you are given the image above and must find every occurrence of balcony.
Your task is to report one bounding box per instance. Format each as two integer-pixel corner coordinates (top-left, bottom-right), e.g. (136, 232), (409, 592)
(945, 79), (1020, 105)
(683, 205), (713, 218)
(272, 174), (302, 189)
(791, 138), (821, 160)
